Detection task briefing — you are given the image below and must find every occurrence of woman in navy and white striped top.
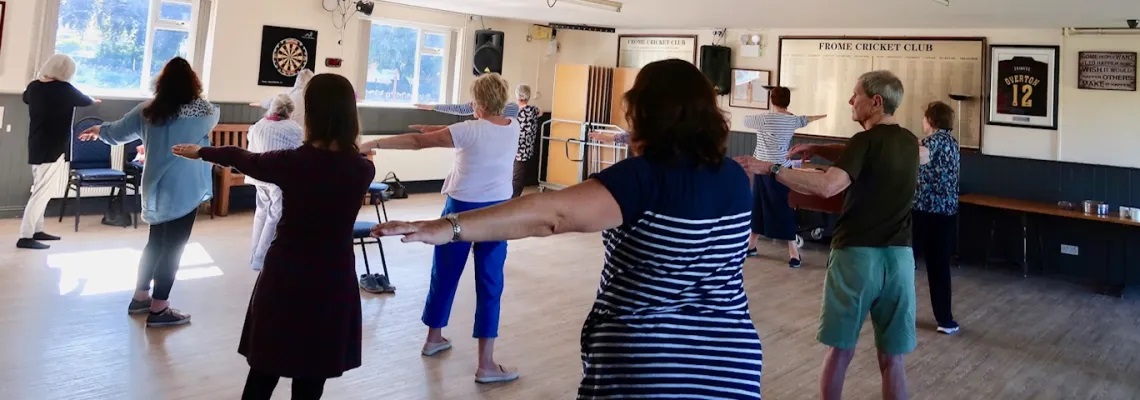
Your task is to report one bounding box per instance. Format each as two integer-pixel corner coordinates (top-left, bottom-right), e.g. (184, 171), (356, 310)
(743, 87), (824, 268)
(374, 59), (763, 399)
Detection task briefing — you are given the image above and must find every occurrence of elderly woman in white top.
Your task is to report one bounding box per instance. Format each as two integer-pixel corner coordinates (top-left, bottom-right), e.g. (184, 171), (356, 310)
(246, 93), (304, 271)
(250, 69), (314, 124)
(360, 73), (520, 384)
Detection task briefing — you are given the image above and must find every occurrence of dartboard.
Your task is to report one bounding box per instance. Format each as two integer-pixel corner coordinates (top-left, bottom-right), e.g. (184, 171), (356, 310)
(272, 38), (309, 77)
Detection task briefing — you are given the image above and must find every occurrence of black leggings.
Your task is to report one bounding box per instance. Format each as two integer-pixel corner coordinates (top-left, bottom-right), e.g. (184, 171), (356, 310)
(241, 368), (327, 400)
(912, 210), (956, 325)
(135, 210), (197, 300)
(512, 160), (526, 198)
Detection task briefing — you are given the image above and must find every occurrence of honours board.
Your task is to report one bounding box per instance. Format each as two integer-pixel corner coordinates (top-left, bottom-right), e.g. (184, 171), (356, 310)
(778, 37), (985, 148)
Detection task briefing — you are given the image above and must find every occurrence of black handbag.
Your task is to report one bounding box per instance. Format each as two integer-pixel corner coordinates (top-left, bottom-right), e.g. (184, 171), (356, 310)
(101, 187), (132, 227)
(382, 172), (408, 199)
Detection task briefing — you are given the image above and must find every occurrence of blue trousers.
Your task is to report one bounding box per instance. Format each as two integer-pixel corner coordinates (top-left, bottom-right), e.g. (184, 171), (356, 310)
(422, 196), (508, 338)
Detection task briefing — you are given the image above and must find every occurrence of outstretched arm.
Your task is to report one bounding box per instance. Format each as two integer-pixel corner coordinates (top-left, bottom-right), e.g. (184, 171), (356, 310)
(360, 127), (455, 152)
(174, 145), (294, 186)
(418, 102), (475, 116)
(84, 103), (146, 145)
(372, 179), (623, 245)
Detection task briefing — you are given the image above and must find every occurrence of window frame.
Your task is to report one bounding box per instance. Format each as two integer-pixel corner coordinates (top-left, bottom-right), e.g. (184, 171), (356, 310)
(35, 0), (209, 99)
(357, 17), (457, 108)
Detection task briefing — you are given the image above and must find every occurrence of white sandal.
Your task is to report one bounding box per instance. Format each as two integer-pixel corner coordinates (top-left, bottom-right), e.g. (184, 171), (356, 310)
(421, 339), (452, 356)
(475, 364), (519, 384)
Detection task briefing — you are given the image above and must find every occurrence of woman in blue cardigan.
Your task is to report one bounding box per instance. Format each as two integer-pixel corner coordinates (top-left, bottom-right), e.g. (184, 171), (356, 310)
(78, 57), (218, 328)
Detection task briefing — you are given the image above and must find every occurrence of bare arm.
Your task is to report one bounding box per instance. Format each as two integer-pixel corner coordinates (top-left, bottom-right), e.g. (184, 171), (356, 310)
(919, 146), (931, 165)
(788, 143), (846, 162)
(776, 167), (851, 198)
(372, 179), (623, 245)
(360, 128), (455, 152)
(805, 115), (827, 123)
(736, 157), (851, 198)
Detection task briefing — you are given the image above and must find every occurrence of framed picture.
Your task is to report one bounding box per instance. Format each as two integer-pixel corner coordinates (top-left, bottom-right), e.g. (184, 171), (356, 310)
(616, 35), (698, 69)
(986, 44), (1059, 130)
(729, 68), (772, 109)
(258, 25), (318, 87)
(1077, 51), (1137, 91)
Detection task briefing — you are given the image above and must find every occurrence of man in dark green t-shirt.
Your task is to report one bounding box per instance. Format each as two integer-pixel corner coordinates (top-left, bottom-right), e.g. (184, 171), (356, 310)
(736, 70), (917, 400)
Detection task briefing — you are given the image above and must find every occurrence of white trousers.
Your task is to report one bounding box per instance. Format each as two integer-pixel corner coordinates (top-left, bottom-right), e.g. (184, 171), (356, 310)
(20, 156), (66, 239)
(250, 185), (284, 271)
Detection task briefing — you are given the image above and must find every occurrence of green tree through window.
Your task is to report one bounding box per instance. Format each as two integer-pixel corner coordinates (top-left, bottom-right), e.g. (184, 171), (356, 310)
(365, 21), (450, 104)
(54, 0), (195, 93)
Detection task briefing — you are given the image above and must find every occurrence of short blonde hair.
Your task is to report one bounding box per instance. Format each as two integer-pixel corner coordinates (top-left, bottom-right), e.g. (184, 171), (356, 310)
(516, 84), (532, 102)
(268, 93), (295, 120)
(471, 73), (509, 116)
(38, 54), (77, 82)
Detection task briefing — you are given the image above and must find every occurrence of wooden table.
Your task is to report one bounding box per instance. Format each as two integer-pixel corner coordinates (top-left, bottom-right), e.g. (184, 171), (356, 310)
(960, 193), (1140, 279)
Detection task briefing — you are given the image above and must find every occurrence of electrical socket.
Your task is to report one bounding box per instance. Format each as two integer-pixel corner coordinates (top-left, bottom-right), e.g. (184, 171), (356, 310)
(1060, 244), (1079, 256)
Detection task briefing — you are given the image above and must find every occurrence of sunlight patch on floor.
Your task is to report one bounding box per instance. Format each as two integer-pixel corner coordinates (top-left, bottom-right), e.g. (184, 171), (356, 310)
(46, 242), (224, 296)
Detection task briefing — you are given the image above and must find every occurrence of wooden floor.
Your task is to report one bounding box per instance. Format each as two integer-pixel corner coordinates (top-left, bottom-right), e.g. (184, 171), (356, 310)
(1, 193), (1139, 399)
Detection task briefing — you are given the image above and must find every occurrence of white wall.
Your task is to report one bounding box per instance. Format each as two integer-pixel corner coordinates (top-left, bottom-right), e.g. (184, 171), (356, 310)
(1058, 34), (1140, 169)
(203, 0), (554, 110)
(1, 0), (554, 110)
(0, 1), (44, 93)
(553, 28), (1084, 164)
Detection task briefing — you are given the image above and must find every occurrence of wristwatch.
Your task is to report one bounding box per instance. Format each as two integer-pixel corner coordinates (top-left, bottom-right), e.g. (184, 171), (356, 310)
(769, 163), (783, 176)
(443, 213), (461, 242)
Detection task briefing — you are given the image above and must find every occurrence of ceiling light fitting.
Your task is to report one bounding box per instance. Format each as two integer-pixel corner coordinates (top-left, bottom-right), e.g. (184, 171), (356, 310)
(558, 0), (623, 13)
(931, 0), (949, 6)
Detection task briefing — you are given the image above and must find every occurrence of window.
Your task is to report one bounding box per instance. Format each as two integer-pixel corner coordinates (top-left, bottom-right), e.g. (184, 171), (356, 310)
(53, 0), (199, 95)
(363, 20), (453, 105)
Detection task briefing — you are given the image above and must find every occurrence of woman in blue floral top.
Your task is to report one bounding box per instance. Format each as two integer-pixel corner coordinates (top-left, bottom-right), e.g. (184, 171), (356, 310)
(913, 101), (960, 335)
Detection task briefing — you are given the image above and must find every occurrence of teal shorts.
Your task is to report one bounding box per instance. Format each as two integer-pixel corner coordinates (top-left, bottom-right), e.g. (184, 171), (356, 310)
(817, 246), (917, 355)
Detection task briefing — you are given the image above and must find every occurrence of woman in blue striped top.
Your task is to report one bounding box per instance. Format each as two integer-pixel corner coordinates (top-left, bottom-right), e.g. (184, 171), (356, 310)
(742, 87), (825, 268)
(374, 59), (763, 399)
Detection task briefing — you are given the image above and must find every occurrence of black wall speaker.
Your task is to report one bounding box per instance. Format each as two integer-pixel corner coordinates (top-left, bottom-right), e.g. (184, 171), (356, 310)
(699, 45), (732, 95)
(473, 29), (505, 76)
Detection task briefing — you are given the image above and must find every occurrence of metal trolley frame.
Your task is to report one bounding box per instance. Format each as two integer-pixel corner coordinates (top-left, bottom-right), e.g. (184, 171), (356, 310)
(537, 120), (629, 192)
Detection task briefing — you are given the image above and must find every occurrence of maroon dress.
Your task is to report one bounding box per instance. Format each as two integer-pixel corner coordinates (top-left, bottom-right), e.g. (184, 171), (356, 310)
(199, 145), (376, 379)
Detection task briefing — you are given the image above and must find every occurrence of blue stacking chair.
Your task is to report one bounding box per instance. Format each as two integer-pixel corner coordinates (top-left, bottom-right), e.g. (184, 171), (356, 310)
(58, 117), (133, 232)
(356, 182), (394, 293)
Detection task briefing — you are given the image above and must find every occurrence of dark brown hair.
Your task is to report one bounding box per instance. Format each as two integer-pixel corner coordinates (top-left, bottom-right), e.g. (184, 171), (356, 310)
(143, 57), (202, 125)
(623, 59), (729, 167)
(924, 101), (955, 131)
(304, 73), (360, 153)
(769, 86), (791, 108)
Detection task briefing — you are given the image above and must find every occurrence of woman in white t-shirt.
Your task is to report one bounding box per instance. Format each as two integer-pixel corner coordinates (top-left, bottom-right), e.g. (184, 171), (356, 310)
(245, 93), (304, 271)
(360, 73), (520, 384)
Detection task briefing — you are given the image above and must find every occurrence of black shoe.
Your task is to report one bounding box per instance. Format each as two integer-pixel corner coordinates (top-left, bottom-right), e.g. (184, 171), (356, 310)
(16, 238), (49, 250)
(33, 232), (61, 241)
(746, 248), (758, 258)
(128, 298), (152, 314)
(146, 308), (191, 327)
(789, 258), (802, 268)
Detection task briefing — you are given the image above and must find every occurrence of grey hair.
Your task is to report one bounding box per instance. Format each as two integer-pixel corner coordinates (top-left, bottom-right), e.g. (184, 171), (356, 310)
(858, 70), (904, 115)
(516, 84), (532, 102)
(267, 93), (294, 120)
(38, 54), (77, 82)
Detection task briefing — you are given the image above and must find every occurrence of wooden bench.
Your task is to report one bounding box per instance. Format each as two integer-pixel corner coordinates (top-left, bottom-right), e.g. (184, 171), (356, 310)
(208, 124), (377, 216)
(961, 193), (1140, 281)
(209, 124), (252, 217)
